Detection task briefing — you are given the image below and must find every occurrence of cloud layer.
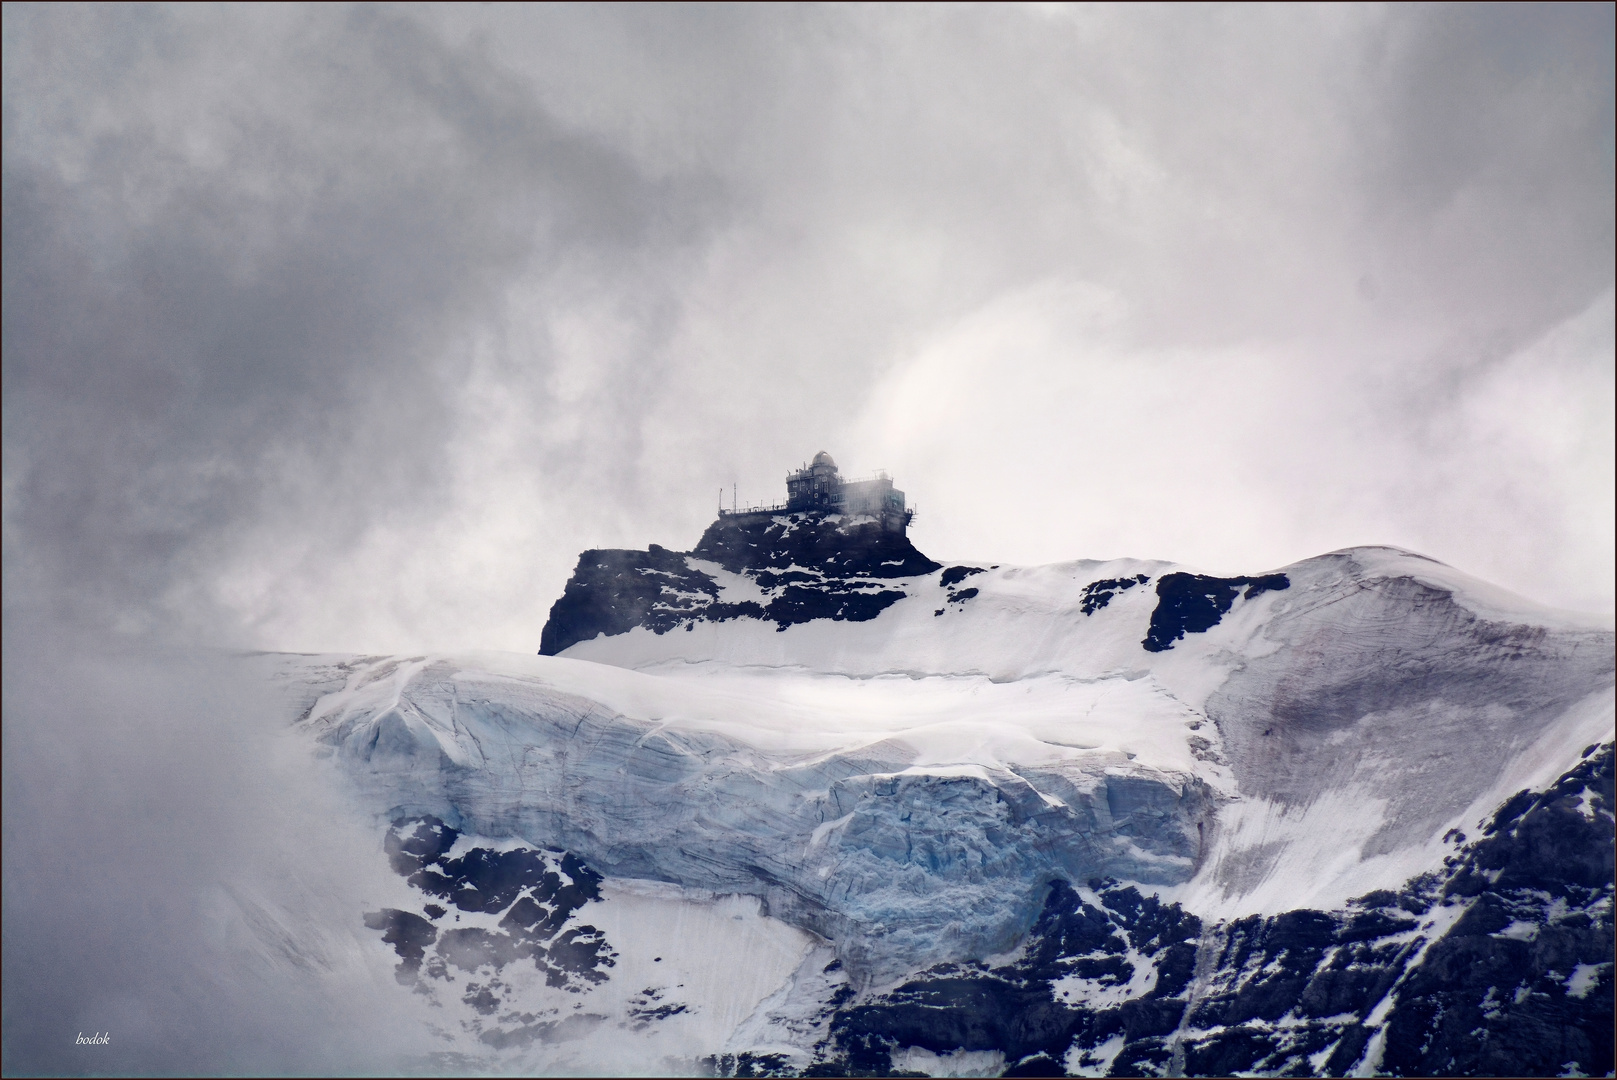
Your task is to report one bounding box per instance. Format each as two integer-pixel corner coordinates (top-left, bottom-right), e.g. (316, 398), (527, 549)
(4, 3), (1613, 652)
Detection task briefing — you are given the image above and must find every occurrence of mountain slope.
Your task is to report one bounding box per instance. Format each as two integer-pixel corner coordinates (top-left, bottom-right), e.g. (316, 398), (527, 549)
(251, 531), (1614, 1074)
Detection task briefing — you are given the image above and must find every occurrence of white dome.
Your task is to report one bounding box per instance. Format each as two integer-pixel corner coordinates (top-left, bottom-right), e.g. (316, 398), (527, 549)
(811, 450), (837, 468)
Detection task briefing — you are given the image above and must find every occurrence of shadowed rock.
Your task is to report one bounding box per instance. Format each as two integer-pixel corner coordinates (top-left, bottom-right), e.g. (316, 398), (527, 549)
(540, 514), (939, 654)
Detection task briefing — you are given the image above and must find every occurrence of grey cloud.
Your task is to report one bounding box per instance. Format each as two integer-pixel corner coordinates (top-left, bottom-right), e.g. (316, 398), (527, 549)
(1361, 3), (1615, 338)
(3, 3), (1612, 654)
(4, 4), (719, 642)
(1, 627), (437, 1074)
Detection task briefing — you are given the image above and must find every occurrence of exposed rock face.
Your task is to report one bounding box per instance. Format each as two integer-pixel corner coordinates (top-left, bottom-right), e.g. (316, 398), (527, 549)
(363, 815), (619, 1049)
(539, 513), (940, 655)
(751, 745), (1614, 1078)
(1158, 740), (1614, 1079)
(1142, 572), (1290, 652)
(538, 544), (717, 655)
(690, 512), (940, 579)
(815, 880), (1204, 1077)
(1378, 744), (1615, 1078)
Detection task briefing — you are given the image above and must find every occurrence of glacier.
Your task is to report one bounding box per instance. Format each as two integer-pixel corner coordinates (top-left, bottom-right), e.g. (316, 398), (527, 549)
(253, 527), (1613, 1075)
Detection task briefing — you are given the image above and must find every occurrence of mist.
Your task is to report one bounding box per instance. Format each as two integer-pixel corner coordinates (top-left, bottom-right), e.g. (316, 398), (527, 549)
(2, 7), (1613, 1068)
(1, 628), (441, 1075)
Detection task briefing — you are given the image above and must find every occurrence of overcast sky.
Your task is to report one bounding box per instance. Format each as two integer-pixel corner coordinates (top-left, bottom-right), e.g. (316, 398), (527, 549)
(4, 3), (1613, 654)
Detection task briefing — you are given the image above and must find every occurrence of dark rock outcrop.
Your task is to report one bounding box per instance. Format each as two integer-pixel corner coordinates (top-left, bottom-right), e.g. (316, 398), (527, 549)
(939, 566), (987, 589)
(1082, 574), (1151, 616)
(807, 878), (1203, 1077)
(692, 512), (940, 580)
(1378, 743), (1615, 1077)
(539, 544), (722, 655)
(1142, 572), (1291, 652)
(364, 816), (617, 1045)
(540, 513), (940, 655)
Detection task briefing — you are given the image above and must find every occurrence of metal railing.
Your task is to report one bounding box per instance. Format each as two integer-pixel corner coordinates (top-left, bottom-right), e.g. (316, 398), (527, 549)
(717, 502), (788, 516)
(717, 501), (917, 523)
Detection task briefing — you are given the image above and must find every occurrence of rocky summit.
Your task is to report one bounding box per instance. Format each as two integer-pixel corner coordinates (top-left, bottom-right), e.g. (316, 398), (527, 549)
(539, 511), (941, 655)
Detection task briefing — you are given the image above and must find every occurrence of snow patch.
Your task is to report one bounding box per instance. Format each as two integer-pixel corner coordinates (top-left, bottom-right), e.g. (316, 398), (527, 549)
(1066, 1033), (1125, 1077)
(889, 1045), (1006, 1077)
(1565, 962), (1608, 1000)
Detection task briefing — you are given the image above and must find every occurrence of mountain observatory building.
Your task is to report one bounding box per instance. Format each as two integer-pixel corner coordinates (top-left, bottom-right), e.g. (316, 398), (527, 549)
(721, 451), (914, 535)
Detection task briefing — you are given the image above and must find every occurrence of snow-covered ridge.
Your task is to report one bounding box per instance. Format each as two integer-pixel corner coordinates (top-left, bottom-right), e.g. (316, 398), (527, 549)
(554, 541), (1608, 683)
(276, 545), (1613, 988)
